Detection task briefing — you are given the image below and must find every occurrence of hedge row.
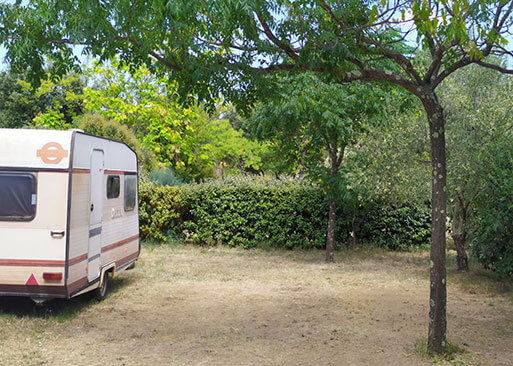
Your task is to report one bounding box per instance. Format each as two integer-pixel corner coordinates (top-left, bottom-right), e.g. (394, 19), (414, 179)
(139, 177), (431, 250)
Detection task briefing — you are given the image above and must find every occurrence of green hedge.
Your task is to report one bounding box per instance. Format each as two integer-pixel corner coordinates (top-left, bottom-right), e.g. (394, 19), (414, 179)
(139, 177), (431, 250)
(139, 179), (182, 242)
(180, 178), (327, 248)
(355, 200), (431, 250)
(471, 136), (513, 276)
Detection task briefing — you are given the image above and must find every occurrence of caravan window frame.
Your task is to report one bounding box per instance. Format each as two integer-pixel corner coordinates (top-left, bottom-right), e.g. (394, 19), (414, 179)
(124, 174), (137, 211)
(0, 172), (38, 222)
(106, 175), (120, 199)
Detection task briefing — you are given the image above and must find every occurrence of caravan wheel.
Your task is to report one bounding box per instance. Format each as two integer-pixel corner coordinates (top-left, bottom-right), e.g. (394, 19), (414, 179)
(95, 271), (109, 301)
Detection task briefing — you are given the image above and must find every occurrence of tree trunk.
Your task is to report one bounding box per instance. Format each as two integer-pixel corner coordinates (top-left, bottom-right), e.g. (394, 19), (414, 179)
(453, 232), (469, 271)
(451, 200), (469, 271)
(325, 140), (344, 263)
(326, 197), (336, 262)
(351, 213), (357, 247)
(422, 93), (447, 354)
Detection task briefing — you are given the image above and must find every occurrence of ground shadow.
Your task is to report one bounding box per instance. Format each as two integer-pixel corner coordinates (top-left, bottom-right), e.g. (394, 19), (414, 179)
(0, 276), (133, 322)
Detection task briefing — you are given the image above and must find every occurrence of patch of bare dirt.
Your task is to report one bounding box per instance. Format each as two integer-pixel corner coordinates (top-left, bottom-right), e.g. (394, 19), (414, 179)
(1, 245), (512, 365)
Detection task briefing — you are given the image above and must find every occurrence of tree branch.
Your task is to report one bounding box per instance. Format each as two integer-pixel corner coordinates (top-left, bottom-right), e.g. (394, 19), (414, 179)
(474, 59), (513, 74)
(335, 67), (422, 98)
(255, 11), (299, 60)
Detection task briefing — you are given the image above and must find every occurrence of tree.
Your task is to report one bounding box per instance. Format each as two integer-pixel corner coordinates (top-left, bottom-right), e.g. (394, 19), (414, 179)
(0, 70), (42, 128)
(31, 63), (267, 180)
(252, 73), (380, 261)
(440, 61), (513, 271)
(471, 133), (513, 276)
(346, 89), (431, 206)
(3, 0), (513, 353)
(349, 57), (513, 271)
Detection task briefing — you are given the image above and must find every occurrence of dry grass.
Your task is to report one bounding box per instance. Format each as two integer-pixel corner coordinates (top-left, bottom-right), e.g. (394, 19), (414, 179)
(0, 244), (512, 365)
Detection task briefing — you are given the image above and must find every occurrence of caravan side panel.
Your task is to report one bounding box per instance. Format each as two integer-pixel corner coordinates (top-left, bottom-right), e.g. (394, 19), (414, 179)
(66, 133), (139, 297)
(67, 169), (91, 294)
(0, 129), (73, 298)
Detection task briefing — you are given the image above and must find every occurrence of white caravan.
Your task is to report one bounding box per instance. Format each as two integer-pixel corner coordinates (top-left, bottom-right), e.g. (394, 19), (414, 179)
(0, 129), (140, 302)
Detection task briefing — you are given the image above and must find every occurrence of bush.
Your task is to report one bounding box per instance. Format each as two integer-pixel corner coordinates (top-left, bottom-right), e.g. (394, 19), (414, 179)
(356, 200), (431, 250)
(471, 135), (513, 276)
(180, 177), (327, 248)
(138, 179), (182, 242)
(138, 176), (431, 250)
(149, 166), (183, 186)
(76, 113), (156, 171)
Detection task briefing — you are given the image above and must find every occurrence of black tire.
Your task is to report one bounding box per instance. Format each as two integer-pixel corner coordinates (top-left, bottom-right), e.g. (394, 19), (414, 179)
(95, 271), (109, 301)
(127, 261), (136, 270)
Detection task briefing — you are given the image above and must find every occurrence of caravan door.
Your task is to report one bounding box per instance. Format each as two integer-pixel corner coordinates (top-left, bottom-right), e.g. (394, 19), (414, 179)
(88, 149), (104, 282)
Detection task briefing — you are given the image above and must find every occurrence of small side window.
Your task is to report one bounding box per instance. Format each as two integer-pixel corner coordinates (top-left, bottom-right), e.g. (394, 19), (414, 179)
(106, 175), (120, 199)
(124, 174), (137, 211)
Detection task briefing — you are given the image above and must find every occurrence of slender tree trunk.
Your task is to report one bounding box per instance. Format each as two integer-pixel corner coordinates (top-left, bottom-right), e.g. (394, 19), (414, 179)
(423, 92), (447, 354)
(453, 232), (469, 271)
(326, 197), (336, 262)
(452, 200), (469, 271)
(351, 214), (357, 247)
(325, 140), (344, 263)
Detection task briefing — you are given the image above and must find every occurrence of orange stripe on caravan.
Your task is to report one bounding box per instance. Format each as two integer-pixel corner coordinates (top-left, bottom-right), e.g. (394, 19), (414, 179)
(68, 235), (139, 265)
(101, 234), (139, 253)
(0, 259), (65, 267)
(104, 170), (127, 175)
(68, 253), (88, 266)
(72, 168), (90, 174)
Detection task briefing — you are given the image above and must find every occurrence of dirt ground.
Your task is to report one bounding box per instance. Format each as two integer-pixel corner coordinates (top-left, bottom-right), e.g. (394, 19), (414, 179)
(1, 244), (512, 366)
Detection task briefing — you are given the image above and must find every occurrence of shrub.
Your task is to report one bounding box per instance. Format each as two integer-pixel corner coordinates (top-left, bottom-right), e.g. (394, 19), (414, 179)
(138, 176), (431, 250)
(149, 166), (183, 186)
(138, 178), (182, 242)
(471, 135), (513, 276)
(356, 200), (431, 250)
(180, 177), (327, 249)
(76, 113), (157, 171)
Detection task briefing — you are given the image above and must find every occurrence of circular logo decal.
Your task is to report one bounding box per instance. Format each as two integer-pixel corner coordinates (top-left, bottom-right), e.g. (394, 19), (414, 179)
(36, 142), (69, 164)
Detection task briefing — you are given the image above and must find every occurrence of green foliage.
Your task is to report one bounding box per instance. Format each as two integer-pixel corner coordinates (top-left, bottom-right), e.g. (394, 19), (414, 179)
(346, 89), (431, 205)
(21, 63), (268, 179)
(149, 167), (183, 187)
(75, 113), (156, 171)
(471, 135), (513, 276)
(357, 200), (431, 251)
(33, 109), (69, 129)
(138, 177), (431, 250)
(138, 179), (183, 243)
(0, 69), (83, 130)
(251, 74), (381, 180)
(33, 73), (84, 126)
(84, 62), (267, 180)
(180, 177), (327, 249)
(0, 70), (44, 128)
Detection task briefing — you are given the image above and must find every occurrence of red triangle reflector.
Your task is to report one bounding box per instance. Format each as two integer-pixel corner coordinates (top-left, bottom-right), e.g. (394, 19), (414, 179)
(25, 274), (39, 286)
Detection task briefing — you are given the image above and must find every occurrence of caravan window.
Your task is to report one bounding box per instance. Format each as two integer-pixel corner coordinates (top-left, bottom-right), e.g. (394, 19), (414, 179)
(106, 175), (120, 199)
(124, 174), (137, 211)
(0, 173), (37, 221)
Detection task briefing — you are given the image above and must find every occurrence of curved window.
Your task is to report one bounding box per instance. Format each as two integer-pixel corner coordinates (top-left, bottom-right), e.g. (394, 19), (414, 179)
(0, 173), (37, 221)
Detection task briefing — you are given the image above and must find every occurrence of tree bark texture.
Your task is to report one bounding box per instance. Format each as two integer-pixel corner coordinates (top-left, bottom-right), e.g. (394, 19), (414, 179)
(452, 200), (469, 271)
(325, 140), (344, 263)
(453, 233), (469, 271)
(423, 93), (447, 354)
(326, 197), (336, 263)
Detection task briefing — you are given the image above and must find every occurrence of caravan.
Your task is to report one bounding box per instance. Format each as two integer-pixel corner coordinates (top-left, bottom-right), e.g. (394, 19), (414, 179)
(0, 129), (139, 302)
